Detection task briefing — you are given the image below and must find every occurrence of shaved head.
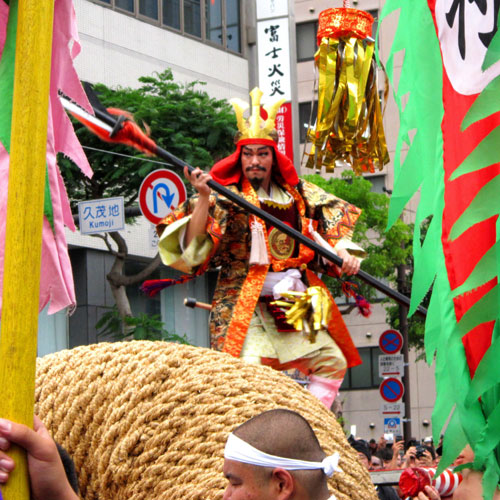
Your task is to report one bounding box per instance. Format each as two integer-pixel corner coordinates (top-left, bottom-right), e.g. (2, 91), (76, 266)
(230, 409), (330, 499)
(233, 409), (326, 462)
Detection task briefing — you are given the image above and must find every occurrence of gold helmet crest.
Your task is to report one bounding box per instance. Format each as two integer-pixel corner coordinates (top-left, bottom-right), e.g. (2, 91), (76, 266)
(230, 87), (285, 141)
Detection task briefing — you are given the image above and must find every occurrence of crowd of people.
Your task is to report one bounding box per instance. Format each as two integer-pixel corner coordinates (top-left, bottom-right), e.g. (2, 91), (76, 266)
(355, 435), (442, 472)
(348, 433), (493, 500)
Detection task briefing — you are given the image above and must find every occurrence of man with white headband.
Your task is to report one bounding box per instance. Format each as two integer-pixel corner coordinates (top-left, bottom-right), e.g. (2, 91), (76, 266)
(223, 409), (339, 500)
(1, 410), (338, 499)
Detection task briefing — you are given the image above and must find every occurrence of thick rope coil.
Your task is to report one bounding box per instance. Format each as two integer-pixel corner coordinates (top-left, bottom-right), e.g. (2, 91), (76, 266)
(35, 341), (377, 500)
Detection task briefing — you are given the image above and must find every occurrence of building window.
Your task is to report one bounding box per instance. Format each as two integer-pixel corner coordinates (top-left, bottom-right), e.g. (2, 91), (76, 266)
(140, 0), (159, 19)
(365, 174), (386, 194)
(184, 0), (201, 37)
(340, 346), (384, 390)
(226, 0), (240, 52)
(298, 100), (317, 143)
(163, 0), (181, 29)
(92, 0), (242, 54)
(296, 9), (379, 62)
(116, 0), (133, 12)
(206, 0), (222, 45)
(296, 21), (318, 62)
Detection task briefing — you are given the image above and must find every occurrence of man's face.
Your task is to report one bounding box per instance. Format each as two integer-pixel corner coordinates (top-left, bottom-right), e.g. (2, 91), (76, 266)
(223, 459), (276, 500)
(240, 144), (274, 191)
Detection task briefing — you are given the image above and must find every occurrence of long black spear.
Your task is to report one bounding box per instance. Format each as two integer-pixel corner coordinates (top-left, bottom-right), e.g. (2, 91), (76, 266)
(61, 92), (427, 318)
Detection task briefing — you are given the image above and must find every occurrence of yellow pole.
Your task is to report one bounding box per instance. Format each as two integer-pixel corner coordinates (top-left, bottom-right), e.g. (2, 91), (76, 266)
(0, 0), (55, 498)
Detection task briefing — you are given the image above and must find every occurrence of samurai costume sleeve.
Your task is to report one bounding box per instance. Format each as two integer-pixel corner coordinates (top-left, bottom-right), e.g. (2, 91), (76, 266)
(156, 188), (240, 276)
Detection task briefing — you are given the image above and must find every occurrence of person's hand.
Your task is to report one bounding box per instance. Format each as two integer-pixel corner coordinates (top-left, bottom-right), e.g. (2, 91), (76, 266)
(184, 166), (212, 197)
(414, 485), (441, 499)
(388, 440), (404, 469)
(336, 248), (360, 276)
(0, 416), (78, 500)
(404, 446), (417, 468)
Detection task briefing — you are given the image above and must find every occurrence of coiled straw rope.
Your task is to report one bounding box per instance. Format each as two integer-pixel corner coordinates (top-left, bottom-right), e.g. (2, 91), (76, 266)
(35, 341), (377, 500)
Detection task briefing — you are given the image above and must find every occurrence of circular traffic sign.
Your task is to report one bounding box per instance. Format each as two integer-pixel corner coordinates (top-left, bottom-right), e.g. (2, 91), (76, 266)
(380, 377), (404, 403)
(139, 169), (187, 225)
(379, 329), (403, 354)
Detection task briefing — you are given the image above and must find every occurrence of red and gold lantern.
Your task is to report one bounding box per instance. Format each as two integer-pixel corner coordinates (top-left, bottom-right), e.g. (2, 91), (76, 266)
(304, 6), (389, 175)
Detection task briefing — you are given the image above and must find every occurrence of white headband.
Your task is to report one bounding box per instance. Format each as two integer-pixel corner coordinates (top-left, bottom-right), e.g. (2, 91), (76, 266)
(224, 433), (341, 477)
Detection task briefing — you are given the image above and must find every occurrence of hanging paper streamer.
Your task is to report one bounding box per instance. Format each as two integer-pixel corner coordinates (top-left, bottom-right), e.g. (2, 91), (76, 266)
(0, 0), (92, 315)
(303, 7), (389, 175)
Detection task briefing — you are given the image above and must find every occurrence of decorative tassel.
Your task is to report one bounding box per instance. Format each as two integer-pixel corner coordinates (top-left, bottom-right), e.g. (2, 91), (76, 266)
(68, 105), (158, 156)
(249, 218), (270, 266)
(141, 275), (195, 297)
(272, 286), (332, 343)
(341, 280), (371, 317)
(354, 294), (371, 318)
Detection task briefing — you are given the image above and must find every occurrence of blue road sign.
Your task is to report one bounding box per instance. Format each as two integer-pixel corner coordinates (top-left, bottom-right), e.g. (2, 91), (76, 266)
(380, 377), (404, 403)
(379, 329), (403, 354)
(384, 417), (402, 435)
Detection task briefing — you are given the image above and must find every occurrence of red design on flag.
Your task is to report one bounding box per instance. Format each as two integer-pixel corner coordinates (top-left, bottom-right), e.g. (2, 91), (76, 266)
(428, 0), (500, 376)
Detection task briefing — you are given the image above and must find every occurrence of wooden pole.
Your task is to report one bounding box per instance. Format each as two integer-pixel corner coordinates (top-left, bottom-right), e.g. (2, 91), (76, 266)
(0, 0), (54, 498)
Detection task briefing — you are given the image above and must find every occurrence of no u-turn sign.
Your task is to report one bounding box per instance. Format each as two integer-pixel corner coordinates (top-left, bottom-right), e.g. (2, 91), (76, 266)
(139, 169), (187, 224)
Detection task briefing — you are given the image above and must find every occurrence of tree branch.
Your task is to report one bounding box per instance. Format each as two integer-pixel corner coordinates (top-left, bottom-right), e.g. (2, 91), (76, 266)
(108, 254), (162, 287)
(90, 232), (124, 258)
(108, 231), (128, 258)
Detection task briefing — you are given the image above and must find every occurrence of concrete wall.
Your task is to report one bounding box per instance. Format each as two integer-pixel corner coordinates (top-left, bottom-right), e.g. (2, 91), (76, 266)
(73, 0), (249, 100)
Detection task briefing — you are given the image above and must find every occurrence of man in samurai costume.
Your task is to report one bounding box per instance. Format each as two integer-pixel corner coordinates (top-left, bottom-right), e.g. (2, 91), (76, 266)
(156, 88), (364, 408)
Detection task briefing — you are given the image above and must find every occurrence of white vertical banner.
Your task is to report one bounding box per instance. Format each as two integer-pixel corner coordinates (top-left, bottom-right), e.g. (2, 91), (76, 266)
(256, 0), (296, 162)
(257, 18), (292, 102)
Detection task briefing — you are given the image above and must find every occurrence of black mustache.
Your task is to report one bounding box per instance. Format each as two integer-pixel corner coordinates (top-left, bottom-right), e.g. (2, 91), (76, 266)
(245, 166), (266, 172)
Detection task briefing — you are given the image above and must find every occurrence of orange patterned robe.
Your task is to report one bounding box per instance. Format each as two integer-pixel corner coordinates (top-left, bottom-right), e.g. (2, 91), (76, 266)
(157, 177), (362, 368)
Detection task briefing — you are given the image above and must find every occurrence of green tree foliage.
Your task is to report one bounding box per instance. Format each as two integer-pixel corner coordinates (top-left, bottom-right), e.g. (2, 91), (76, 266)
(60, 69), (237, 210)
(303, 172), (424, 349)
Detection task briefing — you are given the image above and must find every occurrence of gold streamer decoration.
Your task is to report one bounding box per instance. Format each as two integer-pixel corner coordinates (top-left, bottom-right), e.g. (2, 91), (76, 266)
(272, 286), (332, 343)
(303, 8), (389, 175)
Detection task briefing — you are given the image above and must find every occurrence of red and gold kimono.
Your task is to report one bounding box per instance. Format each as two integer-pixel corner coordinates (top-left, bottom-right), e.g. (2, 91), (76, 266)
(157, 140), (362, 373)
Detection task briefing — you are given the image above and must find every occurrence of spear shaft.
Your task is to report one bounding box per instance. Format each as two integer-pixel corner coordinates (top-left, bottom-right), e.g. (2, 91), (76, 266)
(71, 101), (427, 318)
